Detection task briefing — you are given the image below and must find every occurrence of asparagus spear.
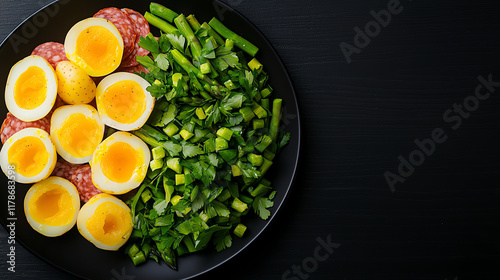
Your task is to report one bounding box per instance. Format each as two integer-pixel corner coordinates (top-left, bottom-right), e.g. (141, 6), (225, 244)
(144, 12), (178, 34)
(174, 14), (203, 61)
(150, 2), (179, 23)
(209, 18), (259, 56)
(269, 98), (282, 142)
(186, 14), (202, 31)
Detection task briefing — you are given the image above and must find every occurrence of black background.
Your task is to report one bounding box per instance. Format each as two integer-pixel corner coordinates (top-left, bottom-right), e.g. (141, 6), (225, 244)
(1, 0), (500, 279)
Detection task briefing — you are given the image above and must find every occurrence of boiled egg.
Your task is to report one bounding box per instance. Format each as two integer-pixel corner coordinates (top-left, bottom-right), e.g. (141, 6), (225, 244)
(95, 72), (154, 131)
(0, 128), (56, 183)
(77, 193), (133, 251)
(50, 104), (105, 164)
(65, 18), (123, 77)
(5, 55), (58, 122)
(24, 176), (80, 237)
(90, 131), (150, 194)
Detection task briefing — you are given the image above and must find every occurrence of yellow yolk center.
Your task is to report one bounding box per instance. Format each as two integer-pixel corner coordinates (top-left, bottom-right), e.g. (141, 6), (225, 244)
(99, 80), (146, 124)
(14, 66), (47, 110)
(8, 136), (49, 177)
(29, 184), (73, 226)
(85, 201), (131, 246)
(57, 113), (101, 158)
(101, 142), (139, 183)
(76, 26), (122, 75)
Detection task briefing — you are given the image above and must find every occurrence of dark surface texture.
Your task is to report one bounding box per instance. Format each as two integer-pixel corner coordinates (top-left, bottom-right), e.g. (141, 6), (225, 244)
(0, 0), (499, 279)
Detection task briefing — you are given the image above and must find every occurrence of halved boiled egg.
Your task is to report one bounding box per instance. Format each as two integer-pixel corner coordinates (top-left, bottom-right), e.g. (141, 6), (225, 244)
(24, 176), (80, 237)
(90, 131), (150, 194)
(50, 104), (104, 164)
(96, 72), (154, 131)
(64, 17), (123, 77)
(0, 128), (56, 183)
(77, 193), (133, 251)
(5, 55), (58, 122)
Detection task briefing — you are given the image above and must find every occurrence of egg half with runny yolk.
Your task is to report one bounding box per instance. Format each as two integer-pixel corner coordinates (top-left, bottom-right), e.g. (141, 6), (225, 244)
(5, 55), (58, 122)
(50, 104), (104, 164)
(65, 17), (123, 77)
(0, 128), (56, 184)
(24, 176), (80, 237)
(77, 193), (133, 251)
(95, 72), (154, 131)
(90, 131), (150, 194)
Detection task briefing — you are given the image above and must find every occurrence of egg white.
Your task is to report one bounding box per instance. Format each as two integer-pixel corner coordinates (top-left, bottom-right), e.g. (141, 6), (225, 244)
(5, 56), (58, 122)
(24, 176), (80, 237)
(64, 17), (123, 77)
(90, 131), (150, 194)
(77, 193), (133, 251)
(95, 72), (154, 131)
(50, 104), (104, 164)
(0, 128), (56, 183)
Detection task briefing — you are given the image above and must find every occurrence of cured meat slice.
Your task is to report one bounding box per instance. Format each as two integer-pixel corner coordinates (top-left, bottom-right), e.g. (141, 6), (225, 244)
(94, 7), (137, 58)
(70, 164), (102, 203)
(121, 8), (150, 67)
(31, 42), (69, 69)
(51, 157), (81, 181)
(0, 113), (50, 144)
(117, 64), (149, 75)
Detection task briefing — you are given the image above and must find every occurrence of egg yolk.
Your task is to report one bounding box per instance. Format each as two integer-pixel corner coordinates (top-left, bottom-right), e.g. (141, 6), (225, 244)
(99, 80), (146, 124)
(14, 66), (47, 110)
(56, 113), (101, 158)
(29, 184), (74, 226)
(75, 26), (122, 76)
(8, 136), (48, 177)
(85, 201), (132, 246)
(101, 142), (141, 183)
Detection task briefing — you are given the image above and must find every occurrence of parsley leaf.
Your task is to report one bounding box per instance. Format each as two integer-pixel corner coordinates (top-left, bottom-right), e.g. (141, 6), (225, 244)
(213, 230), (232, 252)
(155, 53), (170, 71)
(252, 196), (274, 220)
(182, 142), (204, 158)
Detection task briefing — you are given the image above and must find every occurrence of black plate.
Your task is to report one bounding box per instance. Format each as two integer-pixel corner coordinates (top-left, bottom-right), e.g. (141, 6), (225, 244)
(0, 0), (300, 279)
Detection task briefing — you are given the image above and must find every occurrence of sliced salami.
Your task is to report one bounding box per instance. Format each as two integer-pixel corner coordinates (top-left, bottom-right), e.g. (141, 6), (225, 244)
(121, 8), (150, 67)
(120, 45), (139, 67)
(31, 42), (69, 69)
(117, 64), (149, 75)
(70, 164), (102, 203)
(51, 157), (81, 181)
(1, 113), (50, 144)
(94, 7), (137, 59)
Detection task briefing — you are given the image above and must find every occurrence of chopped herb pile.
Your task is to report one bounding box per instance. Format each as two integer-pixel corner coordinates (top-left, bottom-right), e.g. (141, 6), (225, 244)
(124, 3), (290, 269)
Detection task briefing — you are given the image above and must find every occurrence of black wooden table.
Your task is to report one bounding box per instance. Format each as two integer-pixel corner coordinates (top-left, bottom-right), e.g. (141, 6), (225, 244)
(1, 0), (500, 279)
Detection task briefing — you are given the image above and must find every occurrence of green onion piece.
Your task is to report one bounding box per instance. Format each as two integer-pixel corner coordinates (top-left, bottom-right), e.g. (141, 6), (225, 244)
(216, 127), (233, 141)
(231, 165), (242, 177)
(175, 174), (185, 185)
(217, 189), (231, 202)
(166, 158), (182, 173)
(253, 119), (265, 130)
(239, 107), (255, 122)
(233, 224), (247, 238)
(247, 153), (263, 167)
(152, 146), (166, 159)
(150, 159), (164, 171)
(163, 122), (179, 137)
(231, 198), (248, 213)
(141, 189), (153, 203)
(131, 251), (146, 266)
(215, 137), (229, 151)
